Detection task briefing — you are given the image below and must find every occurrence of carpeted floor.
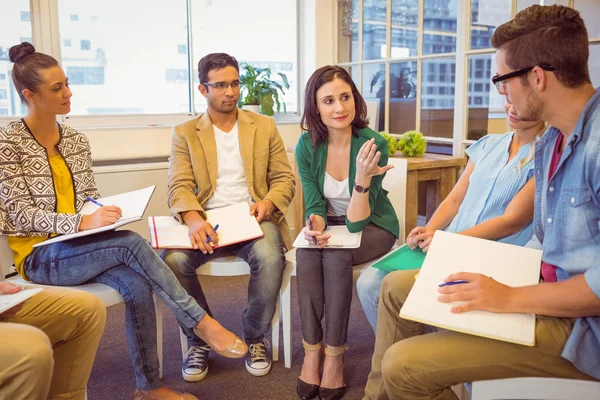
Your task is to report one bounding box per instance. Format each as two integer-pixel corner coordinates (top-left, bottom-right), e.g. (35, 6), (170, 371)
(87, 275), (376, 400)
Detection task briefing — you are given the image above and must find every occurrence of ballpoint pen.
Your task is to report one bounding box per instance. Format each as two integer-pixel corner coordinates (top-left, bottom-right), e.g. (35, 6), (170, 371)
(86, 197), (104, 207)
(206, 224), (220, 244)
(438, 280), (469, 287)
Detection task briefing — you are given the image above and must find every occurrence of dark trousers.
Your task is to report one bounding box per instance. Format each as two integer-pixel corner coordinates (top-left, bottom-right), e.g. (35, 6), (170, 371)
(296, 220), (395, 347)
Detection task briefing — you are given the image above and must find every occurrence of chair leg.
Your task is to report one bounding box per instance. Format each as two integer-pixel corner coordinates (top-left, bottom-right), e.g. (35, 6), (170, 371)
(281, 262), (294, 368)
(179, 327), (189, 361)
(153, 295), (163, 379)
(271, 296), (280, 362)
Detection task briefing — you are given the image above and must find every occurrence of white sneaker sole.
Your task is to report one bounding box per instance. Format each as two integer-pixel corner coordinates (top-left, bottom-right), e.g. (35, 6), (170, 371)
(245, 362), (272, 377)
(182, 366), (209, 382)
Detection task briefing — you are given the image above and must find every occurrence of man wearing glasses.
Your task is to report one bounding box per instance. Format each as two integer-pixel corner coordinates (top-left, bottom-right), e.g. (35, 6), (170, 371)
(164, 53), (294, 381)
(363, 5), (600, 399)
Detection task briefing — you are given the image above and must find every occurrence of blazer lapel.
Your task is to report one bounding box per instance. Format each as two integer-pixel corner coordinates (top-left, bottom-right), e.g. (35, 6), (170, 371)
(196, 113), (218, 188)
(237, 111), (256, 186)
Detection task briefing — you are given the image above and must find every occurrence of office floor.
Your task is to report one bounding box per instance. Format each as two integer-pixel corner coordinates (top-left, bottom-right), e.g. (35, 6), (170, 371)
(88, 275), (376, 400)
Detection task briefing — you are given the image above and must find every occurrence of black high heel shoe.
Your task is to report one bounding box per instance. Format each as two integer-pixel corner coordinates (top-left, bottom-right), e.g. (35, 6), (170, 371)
(318, 344), (349, 400)
(297, 378), (320, 400)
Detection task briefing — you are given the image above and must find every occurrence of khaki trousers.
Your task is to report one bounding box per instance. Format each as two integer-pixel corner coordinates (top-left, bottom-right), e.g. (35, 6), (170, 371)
(363, 270), (597, 400)
(0, 287), (106, 400)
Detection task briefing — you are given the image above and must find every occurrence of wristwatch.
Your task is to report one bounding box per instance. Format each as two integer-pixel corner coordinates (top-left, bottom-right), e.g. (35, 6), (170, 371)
(354, 182), (370, 193)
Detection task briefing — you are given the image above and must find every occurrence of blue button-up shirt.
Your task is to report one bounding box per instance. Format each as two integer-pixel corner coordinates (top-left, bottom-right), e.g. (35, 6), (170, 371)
(534, 89), (600, 379)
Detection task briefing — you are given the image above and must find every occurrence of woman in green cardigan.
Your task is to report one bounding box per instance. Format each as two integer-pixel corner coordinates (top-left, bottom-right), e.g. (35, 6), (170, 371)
(295, 65), (399, 400)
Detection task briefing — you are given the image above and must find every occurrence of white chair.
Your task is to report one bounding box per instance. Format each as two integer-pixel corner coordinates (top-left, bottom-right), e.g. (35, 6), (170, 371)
(178, 255), (282, 363)
(280, 157), (408, 368)
(0, 236), (164, 379)
(471, 377), (600, 400)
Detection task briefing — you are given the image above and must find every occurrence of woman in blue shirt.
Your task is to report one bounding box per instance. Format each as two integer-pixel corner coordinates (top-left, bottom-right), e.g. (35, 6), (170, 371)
(357, 99), (546, 331)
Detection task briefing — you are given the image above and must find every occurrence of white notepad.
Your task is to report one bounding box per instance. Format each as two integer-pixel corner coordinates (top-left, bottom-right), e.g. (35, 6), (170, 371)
(148, 202), (264, 249)
(34, 186), (156, 247)
(400, 231), (542, 346)
(292, 225), (362, 249)
(0, 287), (43, 314)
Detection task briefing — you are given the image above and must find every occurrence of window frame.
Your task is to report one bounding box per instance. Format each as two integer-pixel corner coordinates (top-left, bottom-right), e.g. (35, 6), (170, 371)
(0, 0), (301, 129)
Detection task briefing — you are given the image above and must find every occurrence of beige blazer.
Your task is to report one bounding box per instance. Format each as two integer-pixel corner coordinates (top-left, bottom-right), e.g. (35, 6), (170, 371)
(167, 109), (295, 249)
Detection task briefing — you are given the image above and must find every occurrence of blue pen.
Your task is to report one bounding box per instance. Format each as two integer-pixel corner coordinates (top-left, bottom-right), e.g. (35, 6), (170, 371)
(206, 224), (219, 244)
(86, 197), (104, 207)
(438, 280), (469, 287)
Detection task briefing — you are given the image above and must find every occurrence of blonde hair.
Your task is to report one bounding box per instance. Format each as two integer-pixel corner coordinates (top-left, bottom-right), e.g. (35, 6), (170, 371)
(517, 122), (548, 169)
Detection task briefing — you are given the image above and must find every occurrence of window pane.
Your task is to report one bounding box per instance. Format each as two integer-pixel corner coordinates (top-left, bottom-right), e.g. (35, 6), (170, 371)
(575, 0), (600, 39)
(590, 44), (600, 88)
(389, 61), (418, 135)
(424, 0), (458, 33)
(59, 0), (190, 115)
(421, 57), (455, 139)
(390, 28), (418, 58)
(362, 63), (386, 132)
(390, 0), (418, 59)
(342, 65), (360, 91)
(191, 0), (298, 113)
(467, 53), (506, 141)
(363, 0), (387, 61)
(423, 33), (457, 55)
(470, 0), (511, 50)
(0, 0), (31, 117)
(338, 0), (359, 63)
(518, 0), (569, 12)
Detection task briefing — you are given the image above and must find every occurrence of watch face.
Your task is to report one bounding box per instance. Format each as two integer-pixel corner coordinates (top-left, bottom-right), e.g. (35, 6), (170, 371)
(354, 184), (369, 193)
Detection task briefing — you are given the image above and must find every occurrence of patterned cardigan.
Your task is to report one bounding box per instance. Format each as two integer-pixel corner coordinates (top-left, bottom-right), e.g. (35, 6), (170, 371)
(0, 120), (100, 237)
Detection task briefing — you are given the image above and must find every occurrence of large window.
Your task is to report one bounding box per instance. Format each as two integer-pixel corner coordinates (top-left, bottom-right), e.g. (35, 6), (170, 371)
(338, 0), (600, 156)
(0, 0), (298, 120)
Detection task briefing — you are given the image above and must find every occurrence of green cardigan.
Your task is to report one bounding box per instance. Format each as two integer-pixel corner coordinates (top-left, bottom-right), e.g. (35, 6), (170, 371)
(295, 127), (400, 239)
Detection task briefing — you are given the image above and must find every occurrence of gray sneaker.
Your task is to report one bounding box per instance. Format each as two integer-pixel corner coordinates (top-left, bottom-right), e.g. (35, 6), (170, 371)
(244, 338), (272, 377)
(182, 344), (211, 382)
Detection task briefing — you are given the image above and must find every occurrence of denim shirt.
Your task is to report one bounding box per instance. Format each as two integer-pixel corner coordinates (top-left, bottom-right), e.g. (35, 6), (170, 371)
(533, 89), (600, 379)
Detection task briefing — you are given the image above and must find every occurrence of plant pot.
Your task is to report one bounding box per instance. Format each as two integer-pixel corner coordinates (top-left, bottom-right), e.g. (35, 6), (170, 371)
(242, 104), (261, 114)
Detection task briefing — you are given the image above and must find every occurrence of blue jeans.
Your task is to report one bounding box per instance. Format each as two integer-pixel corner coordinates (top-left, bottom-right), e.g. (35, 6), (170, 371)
(163, 221), (285, 346)
(24, 230), (207, 391)
(356, 265), (390, 332)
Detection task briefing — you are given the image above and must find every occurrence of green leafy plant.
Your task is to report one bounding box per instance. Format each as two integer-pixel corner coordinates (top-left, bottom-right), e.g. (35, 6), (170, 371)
(398, 130), (427, 157)
(379, 131), (399, 156)
(238, 63), (290, 116)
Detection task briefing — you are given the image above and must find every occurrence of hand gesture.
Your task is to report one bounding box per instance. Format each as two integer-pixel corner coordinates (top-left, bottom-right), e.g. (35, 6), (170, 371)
(303, 214), (330, 248)
(249, 200), (275, 223)
(437, 272), (513, 313)
(355, 138), (394, 183)
(406, 226), (435, 252)
(79, 206), (123, 231)
(187, 218), (219, 254)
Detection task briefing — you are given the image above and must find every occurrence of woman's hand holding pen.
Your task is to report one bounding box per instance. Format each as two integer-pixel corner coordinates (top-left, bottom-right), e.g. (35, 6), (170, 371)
(303, 214), (330, 248)
(79, 206), (122, 231)
(406, 226), (435, 252)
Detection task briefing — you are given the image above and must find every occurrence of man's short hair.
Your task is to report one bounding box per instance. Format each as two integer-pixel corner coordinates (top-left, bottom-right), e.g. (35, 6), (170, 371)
(198, 53), (239, 84)
(492, 5), (591, 88)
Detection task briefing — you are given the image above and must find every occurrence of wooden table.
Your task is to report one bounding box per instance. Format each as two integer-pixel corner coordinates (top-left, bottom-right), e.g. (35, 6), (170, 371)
(392, 153), (467, 237)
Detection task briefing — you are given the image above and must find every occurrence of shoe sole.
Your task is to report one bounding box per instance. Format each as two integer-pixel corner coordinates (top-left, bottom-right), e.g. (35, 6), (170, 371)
(182, 366), (209, 382)
(245, 363), (272, 377)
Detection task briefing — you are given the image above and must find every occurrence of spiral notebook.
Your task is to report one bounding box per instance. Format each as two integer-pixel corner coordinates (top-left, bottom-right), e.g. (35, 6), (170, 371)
(400, 231), (542, 346)
(34, 186), (156, 247)
(292, 225), (362, 249)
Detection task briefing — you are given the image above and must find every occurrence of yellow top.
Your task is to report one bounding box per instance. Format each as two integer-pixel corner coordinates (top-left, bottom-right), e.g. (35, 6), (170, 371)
(8, 155), (76, 278)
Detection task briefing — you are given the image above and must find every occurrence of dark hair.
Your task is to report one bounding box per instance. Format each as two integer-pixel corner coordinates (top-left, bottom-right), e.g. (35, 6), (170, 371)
(197, 53), (239, 85)
(491, 5), (590, 89)
(9, 42), (59, 102)
(300, 65), (369, 147)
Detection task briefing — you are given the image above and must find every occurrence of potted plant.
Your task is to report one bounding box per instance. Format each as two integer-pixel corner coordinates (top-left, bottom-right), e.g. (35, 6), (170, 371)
(379, 131), (399, 156)
(238, 63), (290, 116)
(398, 130), (427, 157)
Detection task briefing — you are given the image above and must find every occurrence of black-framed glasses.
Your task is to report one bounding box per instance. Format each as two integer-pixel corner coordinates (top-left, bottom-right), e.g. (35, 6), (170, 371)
(202, 80), (241, 91)
(491, 63), (555, 94)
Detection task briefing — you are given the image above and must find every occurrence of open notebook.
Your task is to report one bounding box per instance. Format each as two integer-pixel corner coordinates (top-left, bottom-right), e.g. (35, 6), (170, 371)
(292, 225), (362, 249)
(0, 287), (43, 314)
(400, 231), (542, 346)
(148, 202), (264, 249)
(34, 186), (156, 247)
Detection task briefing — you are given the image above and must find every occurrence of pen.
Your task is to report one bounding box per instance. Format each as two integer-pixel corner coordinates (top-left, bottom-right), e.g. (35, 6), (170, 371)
(306, 217), (318, 245)
(205, 224), (219, 244)
(86, 197), (104, 207)
(438, 280), (469, 287)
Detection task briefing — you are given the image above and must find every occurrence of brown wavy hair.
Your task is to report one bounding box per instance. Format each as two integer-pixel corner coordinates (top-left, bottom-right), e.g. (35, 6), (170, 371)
(300, 66), (369, 148)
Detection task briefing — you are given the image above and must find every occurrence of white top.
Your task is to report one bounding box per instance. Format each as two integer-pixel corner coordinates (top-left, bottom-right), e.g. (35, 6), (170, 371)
(204, 122), (253, 210)
(323, 172), (350, 216)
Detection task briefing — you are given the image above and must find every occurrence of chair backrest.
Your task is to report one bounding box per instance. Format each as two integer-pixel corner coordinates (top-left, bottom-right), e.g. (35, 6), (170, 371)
(382, 157), (408, 244)
(0, 236), (15, 281)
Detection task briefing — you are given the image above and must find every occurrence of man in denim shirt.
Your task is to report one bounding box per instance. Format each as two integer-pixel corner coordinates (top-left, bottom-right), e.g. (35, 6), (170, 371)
(363, 5), (600, 400)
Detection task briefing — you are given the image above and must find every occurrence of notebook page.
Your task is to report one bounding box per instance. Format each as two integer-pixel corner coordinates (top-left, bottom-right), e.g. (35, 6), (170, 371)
(400, 231), (542, 346)
(0, 288), (44, 314)
(204, 203), (264, 247)
(148, 217), (192, 249)
(292, 225), (362, 248)
(80, 186), (156, 222)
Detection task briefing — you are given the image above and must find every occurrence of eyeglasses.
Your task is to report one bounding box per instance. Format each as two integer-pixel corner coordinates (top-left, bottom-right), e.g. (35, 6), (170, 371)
(202, 80), (241, 91)
(491, 63), (555, 94)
